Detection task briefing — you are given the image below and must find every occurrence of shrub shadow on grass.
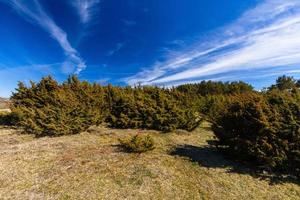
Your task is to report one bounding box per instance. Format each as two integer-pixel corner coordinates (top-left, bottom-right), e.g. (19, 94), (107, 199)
(170, 143), (299, 185)
(112, 144), (152, 155)
(112, 144), (141, 154)
(112, 144), (131, 153)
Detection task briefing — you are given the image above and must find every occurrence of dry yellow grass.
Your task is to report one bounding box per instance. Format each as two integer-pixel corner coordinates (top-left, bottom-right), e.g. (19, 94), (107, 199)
(0, 123), (299, 200)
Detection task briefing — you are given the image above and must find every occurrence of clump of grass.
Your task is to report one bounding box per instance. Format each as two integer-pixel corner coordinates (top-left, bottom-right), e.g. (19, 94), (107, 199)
(119, 134), (155, 153)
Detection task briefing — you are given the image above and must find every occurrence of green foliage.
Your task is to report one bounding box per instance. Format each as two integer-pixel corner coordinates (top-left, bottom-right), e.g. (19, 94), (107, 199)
(269, 75), (300, 91)
(11, 76), (106, 136)
(0, 112), (19, 126)
(200, 94), (228, 121)
(212, 91), (300, 177)
(119, 134), (155, 153)
(10, 76), (203, 136)
(176, 80), (253, 96)
(106, 86), (202, 132)
(0, 112), (9, 125)
(174, 81), (253, 122)
(7, 74), (300, 179)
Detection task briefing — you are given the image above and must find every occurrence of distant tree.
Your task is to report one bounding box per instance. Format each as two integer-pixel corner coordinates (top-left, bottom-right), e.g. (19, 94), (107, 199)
(296, 80), (300, 88)
(176, 81), (253, 96)
(269, 75), (298, 91)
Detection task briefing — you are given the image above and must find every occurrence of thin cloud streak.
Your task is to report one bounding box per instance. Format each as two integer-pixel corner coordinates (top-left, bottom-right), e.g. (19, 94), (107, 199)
(107, 43), (124, 56)
(72, 0), (100, 24)
(161, 68), (300, 88)
(125, 0), (300, 85)
(121, 19), (137, 27)
(2, 0), (86, 74)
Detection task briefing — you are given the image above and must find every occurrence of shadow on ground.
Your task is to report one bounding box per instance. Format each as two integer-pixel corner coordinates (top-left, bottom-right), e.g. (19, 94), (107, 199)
(170, 143), (299, 185)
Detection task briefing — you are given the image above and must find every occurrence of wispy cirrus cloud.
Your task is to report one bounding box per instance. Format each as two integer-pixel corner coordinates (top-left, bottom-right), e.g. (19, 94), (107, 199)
(161, 67), (300, 88)
(72, 0), (100, 24)
(2, 0), (86, 74)
(125, 0), (300, 86)
(107, 42), (124, 56)
(121, 19), (137, 27)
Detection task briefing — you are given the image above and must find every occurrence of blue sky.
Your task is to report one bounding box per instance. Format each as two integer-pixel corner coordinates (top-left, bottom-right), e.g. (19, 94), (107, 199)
(1, 0), (300, 97)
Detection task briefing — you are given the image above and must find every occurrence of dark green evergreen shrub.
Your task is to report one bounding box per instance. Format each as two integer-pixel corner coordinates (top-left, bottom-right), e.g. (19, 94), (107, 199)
(0, 112), (8, 126)
(269, 75), (300, 91)
(10, 76), (202, 136)
(212, 91), (300, 177)
(11, 76), (106, 136)
(201, 94), (228, 121)
(176, 80), (253, 95)
(174, 81), (252, 123)
(119, 134), (155, 153)
(0, 112), (19, 126)
(106, 86), (202, 132)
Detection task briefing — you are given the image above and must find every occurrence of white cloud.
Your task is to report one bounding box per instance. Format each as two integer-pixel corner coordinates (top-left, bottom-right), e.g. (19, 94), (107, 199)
(161, 68), (300, 89)
(2, 0), (86, 74)
(72, 0), (100, 24)
(125, 0), (300, 85)
(121, 19), (137, 27)
(107, 43), (125, 56)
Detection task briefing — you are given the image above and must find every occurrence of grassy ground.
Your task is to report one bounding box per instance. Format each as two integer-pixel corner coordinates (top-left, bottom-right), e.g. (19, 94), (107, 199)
(0, 123), (299, 200)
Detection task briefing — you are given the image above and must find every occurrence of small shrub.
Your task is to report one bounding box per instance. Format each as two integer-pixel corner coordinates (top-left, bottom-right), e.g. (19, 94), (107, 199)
(119, 134), (155, 153)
